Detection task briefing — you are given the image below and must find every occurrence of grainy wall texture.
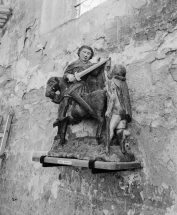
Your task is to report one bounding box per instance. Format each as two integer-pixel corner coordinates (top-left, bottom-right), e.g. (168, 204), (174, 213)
(0, 0), (177, 214)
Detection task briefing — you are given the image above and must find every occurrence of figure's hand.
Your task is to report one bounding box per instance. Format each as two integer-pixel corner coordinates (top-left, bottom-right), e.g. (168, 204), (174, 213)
(67, 74), (76, 82)
(90, 56), (101, 64)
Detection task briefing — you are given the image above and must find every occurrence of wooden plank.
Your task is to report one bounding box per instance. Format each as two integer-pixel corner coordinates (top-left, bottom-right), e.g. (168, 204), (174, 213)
(0, 115), (13, 156)
(32, 156), (141, 170)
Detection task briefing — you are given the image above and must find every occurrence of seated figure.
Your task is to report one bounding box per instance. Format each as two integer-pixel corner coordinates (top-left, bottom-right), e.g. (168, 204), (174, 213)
(46, 45), (108, 147)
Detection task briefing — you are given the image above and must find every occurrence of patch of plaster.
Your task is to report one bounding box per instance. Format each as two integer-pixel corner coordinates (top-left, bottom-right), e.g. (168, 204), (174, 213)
(91, 37), (108, 51)
(15, 58), (29, 84)
(156, 30), (177, 59)
(17, 35), (25, 55)
(165, 193), (177, 215)
(103, 209), (109, 215)
(0, 32), (11, 65)
(129, 0), (147, 9)
(27, 69), (46, 92)
(28, 174), (49, 200)
(111, 0), (133, 17)
(51, 180), (61, 199)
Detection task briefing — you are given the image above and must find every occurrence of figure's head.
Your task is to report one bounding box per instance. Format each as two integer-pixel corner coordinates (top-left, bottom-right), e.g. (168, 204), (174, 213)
(112, 64), (126, 77)
(45, 77), (59, 98)
(78, 45), (94, 62)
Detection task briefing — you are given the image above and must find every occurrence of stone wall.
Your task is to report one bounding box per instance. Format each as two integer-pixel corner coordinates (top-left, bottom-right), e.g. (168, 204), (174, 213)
(0, 0), (177, 214)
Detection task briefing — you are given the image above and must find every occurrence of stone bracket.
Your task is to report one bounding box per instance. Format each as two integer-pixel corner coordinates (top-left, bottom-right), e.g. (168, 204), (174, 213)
(32, 155), (142, 174)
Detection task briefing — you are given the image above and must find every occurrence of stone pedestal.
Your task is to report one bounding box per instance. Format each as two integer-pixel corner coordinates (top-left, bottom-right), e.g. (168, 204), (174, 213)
(48, 136), (135, 162)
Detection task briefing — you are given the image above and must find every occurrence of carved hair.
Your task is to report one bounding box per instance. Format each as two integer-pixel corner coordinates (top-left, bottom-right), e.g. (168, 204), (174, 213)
(77, 45), (94, 59)
(112, 64), (126, 77)
(46, 77), (59, 85)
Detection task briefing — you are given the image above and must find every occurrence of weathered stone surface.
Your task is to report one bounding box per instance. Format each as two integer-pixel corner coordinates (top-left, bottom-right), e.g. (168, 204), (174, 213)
(0, 65), (5, 76)
(1, 0), (177, 214)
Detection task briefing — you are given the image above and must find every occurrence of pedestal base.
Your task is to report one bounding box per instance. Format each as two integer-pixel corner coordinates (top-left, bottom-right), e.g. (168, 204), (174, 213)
(48, 136), (135, 162)
(32, 156), (141, 173)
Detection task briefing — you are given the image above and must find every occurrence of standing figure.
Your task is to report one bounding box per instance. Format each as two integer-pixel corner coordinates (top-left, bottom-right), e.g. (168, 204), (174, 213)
(105, 64), (132, 154)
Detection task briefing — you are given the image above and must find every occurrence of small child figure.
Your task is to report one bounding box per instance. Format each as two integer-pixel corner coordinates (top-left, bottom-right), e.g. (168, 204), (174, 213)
(105, 64), (132, 154)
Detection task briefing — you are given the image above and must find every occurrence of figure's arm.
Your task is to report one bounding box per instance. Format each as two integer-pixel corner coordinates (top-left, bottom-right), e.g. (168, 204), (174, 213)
(63, 62), (76, 82)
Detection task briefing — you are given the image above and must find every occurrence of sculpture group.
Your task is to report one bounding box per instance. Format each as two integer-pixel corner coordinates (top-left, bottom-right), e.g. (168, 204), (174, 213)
(45, 45), (132, 157)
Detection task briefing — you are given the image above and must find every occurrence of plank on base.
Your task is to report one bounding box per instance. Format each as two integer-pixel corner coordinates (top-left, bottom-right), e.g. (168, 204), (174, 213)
(32, 156), (141, 171)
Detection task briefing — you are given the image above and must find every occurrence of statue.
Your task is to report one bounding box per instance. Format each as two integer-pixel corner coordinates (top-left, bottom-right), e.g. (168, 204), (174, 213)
(45, 46), (135, 162)
(105, 64), (132, 154)
(46, 45), (108, 147)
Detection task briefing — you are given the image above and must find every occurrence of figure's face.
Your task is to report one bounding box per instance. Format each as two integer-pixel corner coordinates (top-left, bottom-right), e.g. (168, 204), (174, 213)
(79, 48), (92, 62)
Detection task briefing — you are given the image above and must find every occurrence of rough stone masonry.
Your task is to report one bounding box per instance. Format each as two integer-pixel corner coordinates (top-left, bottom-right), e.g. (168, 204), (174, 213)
(0, 0), (177, 214)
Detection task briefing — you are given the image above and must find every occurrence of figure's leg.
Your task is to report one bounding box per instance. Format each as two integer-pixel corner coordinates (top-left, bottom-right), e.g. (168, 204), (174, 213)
(54, 126), (61, 140)
(60, 118), (69, 146)
(96, 116), (105, 145)
(109, 115), (121, 141)
(53, 99), (70, 127)
(119, 129), (130, 154)
(106, 116), (110, 153)
(105, 114), (121, 154)
(53, 117), (69, 146)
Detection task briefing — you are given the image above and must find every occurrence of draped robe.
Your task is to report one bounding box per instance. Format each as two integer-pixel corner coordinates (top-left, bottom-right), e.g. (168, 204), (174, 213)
(61, 58), (106, 120)
(63, 59), (105, 94)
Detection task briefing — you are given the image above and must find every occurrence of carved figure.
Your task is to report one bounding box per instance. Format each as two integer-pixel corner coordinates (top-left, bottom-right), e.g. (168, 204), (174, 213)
(105, 65), (132, 154)
(45, 45), (108, 147)
(45, 76), (69, 145)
